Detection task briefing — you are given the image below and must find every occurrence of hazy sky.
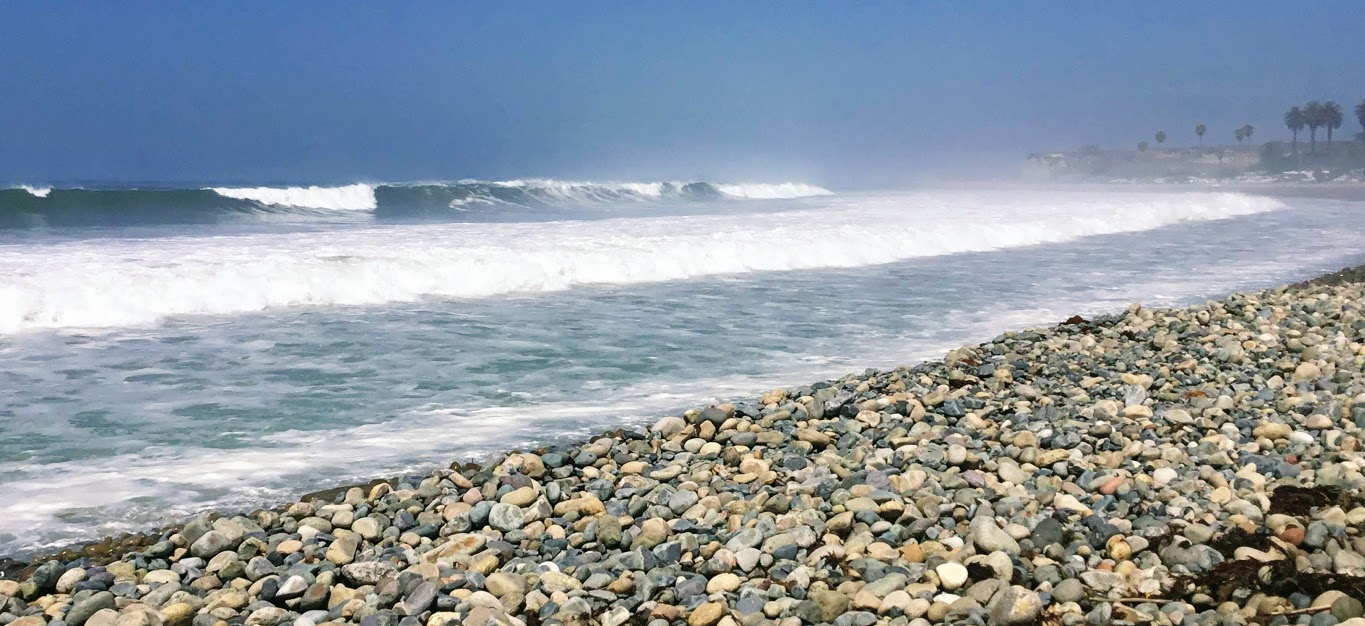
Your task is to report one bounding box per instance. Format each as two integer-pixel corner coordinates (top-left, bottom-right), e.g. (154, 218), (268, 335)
(3, 2), (1362, 187)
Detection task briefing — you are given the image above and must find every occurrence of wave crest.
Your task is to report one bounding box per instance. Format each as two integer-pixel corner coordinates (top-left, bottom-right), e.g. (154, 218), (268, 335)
(210, 184), (377, 211)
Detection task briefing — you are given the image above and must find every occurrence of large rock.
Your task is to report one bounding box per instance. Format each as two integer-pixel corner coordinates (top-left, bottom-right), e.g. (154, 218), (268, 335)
(687, 602), (726, 626)
(485, 572), (526, 598)
(28, 561), (64, 593)
(66, 591), (117, 626)
(159, 603), (195, 626)
(423, 533), (487, 565)
(552, 496), (605, 517)
(936, 562), (969, 590)
(245, 607), (291, 626)
(340, 561), (397, 586)
(989, 586), (1043, 626)
(500, 486), (538, 507)
(971, 518), (1021, 553)
(190, 530), (237, 558)
(488, 503), (526, 531)
(400, 582), (437, 616)
(326, 534), (359, 565)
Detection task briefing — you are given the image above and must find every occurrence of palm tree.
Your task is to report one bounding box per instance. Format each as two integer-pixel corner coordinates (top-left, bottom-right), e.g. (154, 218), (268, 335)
(1155, 130), (1167, 145)
(1195, 124), (1206, 146)
(1357, 100), (1365, 144)
(1285, 106), (1306, 155)
(1324, 101), (1343, 147)
(1138, 141), (1148, 152)
(1305, 101), (1325, 154)
(1235, 127), (1246, 143)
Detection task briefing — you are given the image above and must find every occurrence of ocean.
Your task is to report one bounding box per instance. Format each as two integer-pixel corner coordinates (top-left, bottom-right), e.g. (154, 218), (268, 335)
(1, 180), (1361, 556)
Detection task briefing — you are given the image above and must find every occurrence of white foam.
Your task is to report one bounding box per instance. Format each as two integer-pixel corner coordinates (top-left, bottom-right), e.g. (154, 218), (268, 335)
(490, 179), (669, 200)
(485, 179), (832, 201)
(210, 183), (377, 211)
(19, 185), (52, 198)
(714, 182), (833, 198)
(0, 190), (1285, 333)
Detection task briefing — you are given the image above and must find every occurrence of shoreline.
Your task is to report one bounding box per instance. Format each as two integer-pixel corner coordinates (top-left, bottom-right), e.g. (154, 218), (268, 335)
(4, 267), (1365, 626)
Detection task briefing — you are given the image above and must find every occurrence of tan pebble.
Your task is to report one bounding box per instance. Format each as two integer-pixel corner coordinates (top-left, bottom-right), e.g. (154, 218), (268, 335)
(866, 542), (898, 561)
(1123, 405), (1153, 418)
(159, 603), (194, 626)
(499, 486), (538, 507)
(552, 496), (605, 517)
(706, 573), (742, 594)
(687, 602), (726, 626)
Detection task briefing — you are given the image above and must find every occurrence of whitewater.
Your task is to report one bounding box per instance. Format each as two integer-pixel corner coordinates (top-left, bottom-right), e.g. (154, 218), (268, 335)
(0, 180), (836, 229)
(2, 182), (1365, 555)
(0, 189), (1279, 332)
(210, 183), (378, 211)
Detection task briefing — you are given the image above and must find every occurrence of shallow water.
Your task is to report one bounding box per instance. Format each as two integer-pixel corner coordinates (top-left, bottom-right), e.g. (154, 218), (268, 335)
(1, 185), (1361, 555)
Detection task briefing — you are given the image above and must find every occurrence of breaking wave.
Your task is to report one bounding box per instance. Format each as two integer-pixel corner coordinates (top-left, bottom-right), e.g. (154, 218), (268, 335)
(0, 180), (833, 228)
(210, 183), (377, 211)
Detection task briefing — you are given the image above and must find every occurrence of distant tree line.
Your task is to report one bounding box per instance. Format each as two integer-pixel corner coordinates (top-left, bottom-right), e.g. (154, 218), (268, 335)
(1256, 99), (1365, 173)
(1138, 99), (1365, 154)
(1133, 98), (1365, 174)
(1282, 101), (1347, 155)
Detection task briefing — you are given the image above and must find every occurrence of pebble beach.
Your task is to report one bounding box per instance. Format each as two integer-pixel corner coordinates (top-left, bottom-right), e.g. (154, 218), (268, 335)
(5, 266), (1365, 626)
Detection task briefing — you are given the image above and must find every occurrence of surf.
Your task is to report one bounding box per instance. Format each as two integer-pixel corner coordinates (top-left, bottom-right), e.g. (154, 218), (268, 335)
(0, 189), (1284, 333)
(0, 180), (835, 228)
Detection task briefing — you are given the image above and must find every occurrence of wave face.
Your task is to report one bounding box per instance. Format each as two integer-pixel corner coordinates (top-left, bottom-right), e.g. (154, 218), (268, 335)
(0, 188), (266, 229)
(0, 180), (832, 228)
(0, 190), (1284, 333)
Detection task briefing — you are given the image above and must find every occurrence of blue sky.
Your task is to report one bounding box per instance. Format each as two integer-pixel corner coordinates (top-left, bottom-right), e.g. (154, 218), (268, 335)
(2, 2), (1362, 186)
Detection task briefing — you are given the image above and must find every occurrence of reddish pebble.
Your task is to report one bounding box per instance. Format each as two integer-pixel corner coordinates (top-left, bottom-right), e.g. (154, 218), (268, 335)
(1098, 476), (1124, 495)
(1279, 526), (1305, 546)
